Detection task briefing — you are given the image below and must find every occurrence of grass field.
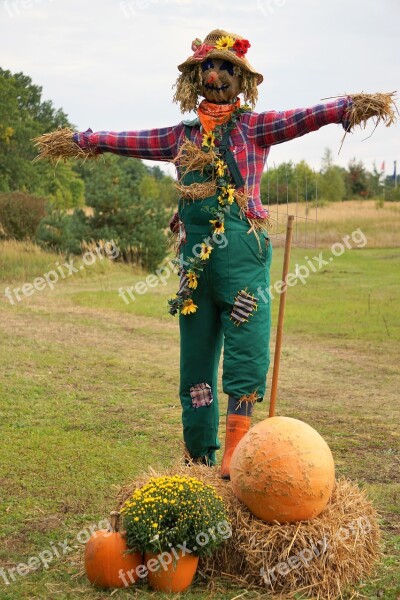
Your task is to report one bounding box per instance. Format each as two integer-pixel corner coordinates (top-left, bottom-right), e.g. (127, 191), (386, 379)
(0, 201), (399, 599)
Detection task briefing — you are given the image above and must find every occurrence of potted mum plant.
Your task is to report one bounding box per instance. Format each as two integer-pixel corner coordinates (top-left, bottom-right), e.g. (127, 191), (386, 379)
(120, 475), (231, 592)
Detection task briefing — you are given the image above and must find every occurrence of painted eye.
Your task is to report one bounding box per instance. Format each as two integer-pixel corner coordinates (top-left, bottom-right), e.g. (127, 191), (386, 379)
(201, 59), (214, 71)
(220, 60), (234, 75)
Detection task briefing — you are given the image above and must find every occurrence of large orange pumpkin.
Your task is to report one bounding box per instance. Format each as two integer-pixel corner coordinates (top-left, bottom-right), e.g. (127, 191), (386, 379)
(230, 416), (335, 523)
(85, 511), (143, 588)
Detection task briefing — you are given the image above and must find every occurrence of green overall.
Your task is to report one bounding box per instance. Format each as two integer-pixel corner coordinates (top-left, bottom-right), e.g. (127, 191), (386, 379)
(178, 125), (272, 465)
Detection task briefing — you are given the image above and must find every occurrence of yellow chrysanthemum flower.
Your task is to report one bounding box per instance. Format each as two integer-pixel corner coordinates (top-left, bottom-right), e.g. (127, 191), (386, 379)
(202, 131), (215, 149)
(215, 35), (235, 50)
(181, 299), (198, 315)
(200, 243), (213, 260)
(186, 271), (198, 289)
(209, 219), (225, 235)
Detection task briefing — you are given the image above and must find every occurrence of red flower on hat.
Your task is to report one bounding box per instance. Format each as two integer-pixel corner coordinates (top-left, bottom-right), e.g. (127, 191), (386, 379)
(233, 39), (251, 58)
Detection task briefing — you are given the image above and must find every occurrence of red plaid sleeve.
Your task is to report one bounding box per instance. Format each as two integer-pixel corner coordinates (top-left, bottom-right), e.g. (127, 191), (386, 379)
(74, 123), (184, 161)
(249, 98), (352, 148)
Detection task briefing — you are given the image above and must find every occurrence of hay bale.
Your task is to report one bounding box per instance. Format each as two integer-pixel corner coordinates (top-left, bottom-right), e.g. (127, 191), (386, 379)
(116, 463), (381, 599)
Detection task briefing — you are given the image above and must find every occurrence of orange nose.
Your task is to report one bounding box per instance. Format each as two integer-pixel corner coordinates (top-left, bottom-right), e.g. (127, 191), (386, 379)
(207, 71), (218, 84)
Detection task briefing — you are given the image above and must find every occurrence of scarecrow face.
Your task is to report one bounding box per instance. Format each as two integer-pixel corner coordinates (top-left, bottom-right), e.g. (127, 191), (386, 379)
(200, 58), (241, 103)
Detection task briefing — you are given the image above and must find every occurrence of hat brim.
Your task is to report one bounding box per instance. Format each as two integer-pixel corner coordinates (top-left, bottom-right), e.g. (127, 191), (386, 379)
(178, 49), (263, 86)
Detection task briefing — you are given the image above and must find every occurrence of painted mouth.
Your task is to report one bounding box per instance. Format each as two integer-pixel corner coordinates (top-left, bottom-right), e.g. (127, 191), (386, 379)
(204, 84), (229, 92)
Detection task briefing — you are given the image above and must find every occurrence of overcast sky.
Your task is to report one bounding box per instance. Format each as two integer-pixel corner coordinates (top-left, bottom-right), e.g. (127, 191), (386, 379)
(1, 0), (399, 177)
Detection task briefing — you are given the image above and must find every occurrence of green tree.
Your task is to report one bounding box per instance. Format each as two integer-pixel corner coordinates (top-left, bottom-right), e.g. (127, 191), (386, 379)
(346, 159), (369, 198)
(0, 68), (84, 207)
(319, 148), (345, 202)
(261, 161), (316, 205)
(83, 155), (170, 270)
(365, 163), (384, 199)
(36, 209), (89, 255)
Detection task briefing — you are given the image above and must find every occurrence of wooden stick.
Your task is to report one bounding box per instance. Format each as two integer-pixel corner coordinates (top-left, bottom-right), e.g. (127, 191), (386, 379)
(269, 215), (295, 417)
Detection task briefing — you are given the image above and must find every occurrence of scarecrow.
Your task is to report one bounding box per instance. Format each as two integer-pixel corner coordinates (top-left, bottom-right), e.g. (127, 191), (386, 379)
(34, 29), (397, 479)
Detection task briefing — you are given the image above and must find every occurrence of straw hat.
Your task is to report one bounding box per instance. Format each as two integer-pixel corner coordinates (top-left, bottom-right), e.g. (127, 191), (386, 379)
(178, 29), (263, 85)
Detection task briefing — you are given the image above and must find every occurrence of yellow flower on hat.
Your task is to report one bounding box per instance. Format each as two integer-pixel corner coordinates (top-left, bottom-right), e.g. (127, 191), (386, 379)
(200, 243), (213, 260)
(215, 35), (235, 50)
(181, 299), (198, 315)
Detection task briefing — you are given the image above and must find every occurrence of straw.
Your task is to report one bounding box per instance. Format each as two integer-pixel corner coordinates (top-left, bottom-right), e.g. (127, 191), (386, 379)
(32, 127), (98, 163)
(175, 180), (217, 201)
(173, 140), (217, 175)
(322, 92), (398, 153)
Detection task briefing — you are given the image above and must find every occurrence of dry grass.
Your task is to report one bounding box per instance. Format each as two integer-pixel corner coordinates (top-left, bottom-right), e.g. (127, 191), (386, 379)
(174, 140), (217, 176)
(322, 92), (398, 152)
(265, 200), (400, 247)
(32, 127), (98, 164)
(175, 180), (217, 201)
(346, 92), (398, 131)
(116, 463), (381, 600)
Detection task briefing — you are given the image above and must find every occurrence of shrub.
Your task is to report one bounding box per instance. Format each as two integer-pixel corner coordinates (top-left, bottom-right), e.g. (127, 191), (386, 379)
(0, 192), (47, 240)
(35, 208), (89, 255)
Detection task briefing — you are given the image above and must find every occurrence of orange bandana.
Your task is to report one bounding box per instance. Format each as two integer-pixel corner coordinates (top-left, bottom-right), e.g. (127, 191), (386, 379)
(197, 98), (240, 132)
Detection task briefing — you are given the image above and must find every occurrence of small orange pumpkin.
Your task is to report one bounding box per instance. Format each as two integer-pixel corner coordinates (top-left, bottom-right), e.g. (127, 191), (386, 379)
(230, 416), (335, 523)
(145, 549), (199, 593)
(85, 511), (143, 588)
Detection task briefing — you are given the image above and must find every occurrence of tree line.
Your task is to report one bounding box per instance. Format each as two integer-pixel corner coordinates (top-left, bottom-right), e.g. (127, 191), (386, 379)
(261, 149), (399, 205)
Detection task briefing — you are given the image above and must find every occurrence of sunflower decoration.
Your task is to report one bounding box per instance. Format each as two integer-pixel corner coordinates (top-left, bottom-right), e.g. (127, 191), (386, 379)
(215, 35), (235, 50)
(186, 271), (199, 289)
(215, 159), (228, 178)
(218, 185), (236, 206)
(200, 243), (213, 260)
(202, 131), (216, 149)
(181, 298), (198, 315)
(209, 219), (225, 235)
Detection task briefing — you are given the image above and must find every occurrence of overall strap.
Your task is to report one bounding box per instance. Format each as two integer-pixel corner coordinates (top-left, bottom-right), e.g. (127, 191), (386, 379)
(219, 124), (245, 189)
(184, 125), (192, 140)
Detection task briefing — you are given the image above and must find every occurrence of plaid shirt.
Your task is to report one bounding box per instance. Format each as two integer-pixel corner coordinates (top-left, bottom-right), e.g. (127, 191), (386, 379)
(75, 98), (352, 219)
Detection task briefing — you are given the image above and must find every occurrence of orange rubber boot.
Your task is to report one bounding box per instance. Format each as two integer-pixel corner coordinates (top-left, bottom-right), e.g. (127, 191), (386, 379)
(220, 414), (251, 480)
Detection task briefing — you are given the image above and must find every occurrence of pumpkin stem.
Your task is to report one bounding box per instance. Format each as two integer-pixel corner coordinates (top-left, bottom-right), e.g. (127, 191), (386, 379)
(109, 511), (120, 533)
